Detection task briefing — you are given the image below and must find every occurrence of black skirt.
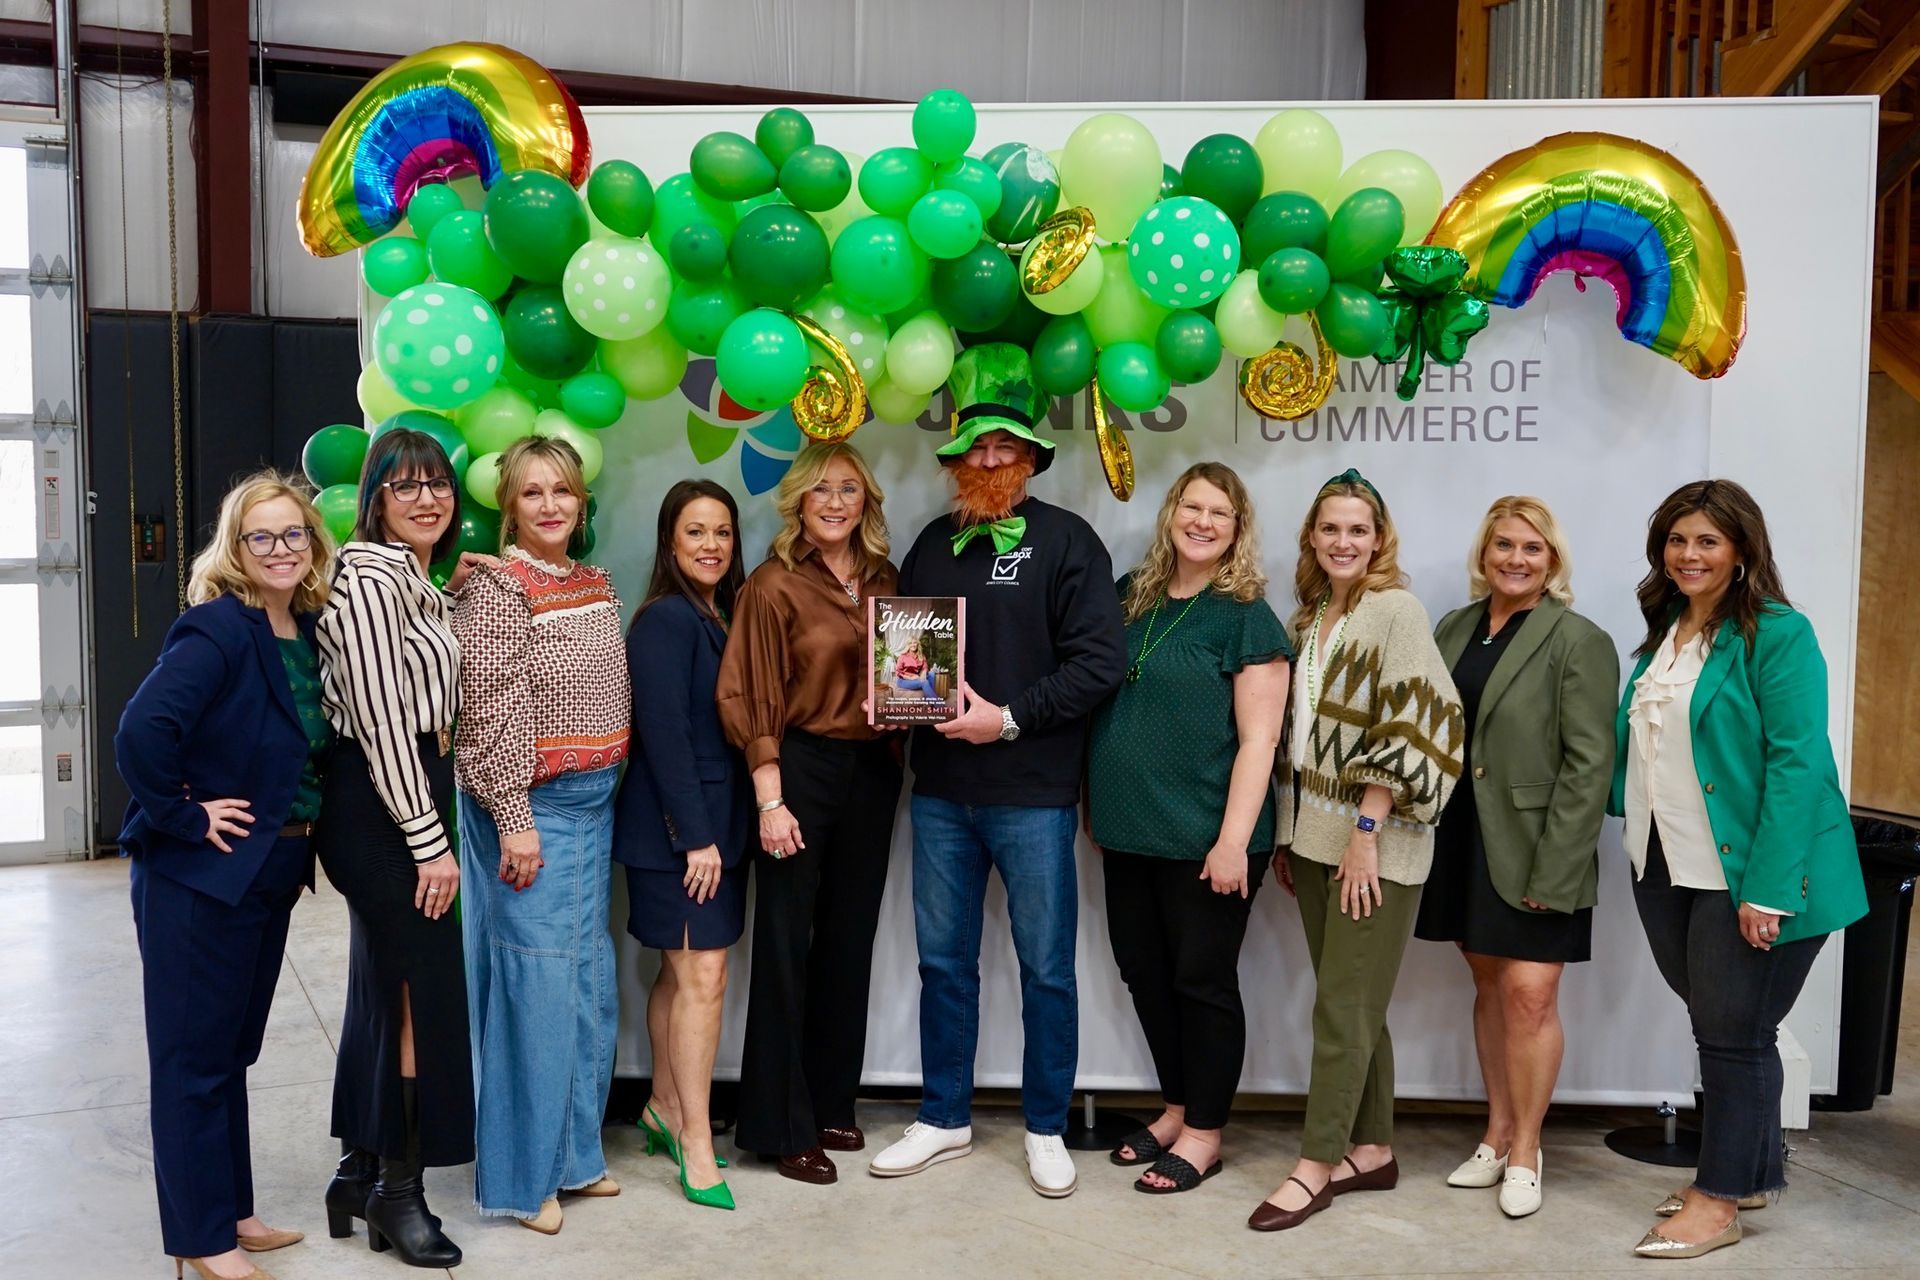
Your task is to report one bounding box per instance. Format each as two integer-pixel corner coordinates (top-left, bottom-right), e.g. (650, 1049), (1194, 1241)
(315, 733), (475, 1167)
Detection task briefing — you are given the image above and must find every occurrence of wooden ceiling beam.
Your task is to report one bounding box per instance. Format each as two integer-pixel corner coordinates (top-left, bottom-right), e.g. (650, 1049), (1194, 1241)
(1847, 5), (1920, 92)
(1720, 0), (1865, 96)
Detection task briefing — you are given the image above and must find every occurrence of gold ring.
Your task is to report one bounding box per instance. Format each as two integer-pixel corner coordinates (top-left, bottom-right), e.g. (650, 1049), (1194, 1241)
(1021, 206), (1096, 295)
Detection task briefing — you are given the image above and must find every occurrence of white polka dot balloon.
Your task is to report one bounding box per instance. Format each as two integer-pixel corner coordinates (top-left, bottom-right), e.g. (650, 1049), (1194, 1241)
(1126, 196), (1241, 309)
(562, 236), (673, 341)
(369, 282), (505, 410)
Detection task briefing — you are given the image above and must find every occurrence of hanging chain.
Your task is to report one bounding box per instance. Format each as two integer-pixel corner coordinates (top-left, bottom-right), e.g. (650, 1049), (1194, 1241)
(162, 0), (184, 611)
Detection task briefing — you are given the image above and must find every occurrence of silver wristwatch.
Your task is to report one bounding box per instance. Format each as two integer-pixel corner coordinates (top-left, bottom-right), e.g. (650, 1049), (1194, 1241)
(998, 705), (1021, 742)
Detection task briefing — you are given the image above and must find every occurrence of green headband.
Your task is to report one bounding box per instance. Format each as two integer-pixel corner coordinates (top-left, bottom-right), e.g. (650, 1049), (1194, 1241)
(1323, 467), (1384, 508)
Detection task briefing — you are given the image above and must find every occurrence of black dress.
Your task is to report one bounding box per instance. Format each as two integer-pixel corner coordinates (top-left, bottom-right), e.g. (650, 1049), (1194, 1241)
(1415, 605), (1593, 963)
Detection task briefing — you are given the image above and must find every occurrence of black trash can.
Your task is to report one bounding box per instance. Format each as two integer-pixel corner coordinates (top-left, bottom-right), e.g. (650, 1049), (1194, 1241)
(1814, 816), (1920, 1112)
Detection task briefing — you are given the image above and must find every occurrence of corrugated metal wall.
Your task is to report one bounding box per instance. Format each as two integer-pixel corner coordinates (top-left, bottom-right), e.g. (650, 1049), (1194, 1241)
(1486, 0), (1606, 98)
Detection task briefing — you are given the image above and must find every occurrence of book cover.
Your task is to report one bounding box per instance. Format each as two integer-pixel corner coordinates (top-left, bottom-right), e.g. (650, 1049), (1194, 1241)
(867, 596), (965, 726)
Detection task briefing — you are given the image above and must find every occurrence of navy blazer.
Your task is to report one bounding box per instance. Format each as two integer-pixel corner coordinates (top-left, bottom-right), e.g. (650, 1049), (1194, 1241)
(115, 594), (320, 906)
(613, 593), (752, 872)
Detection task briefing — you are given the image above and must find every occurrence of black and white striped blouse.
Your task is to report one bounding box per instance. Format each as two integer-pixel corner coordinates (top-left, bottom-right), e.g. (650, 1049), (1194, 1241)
(316, 541), (461, 863)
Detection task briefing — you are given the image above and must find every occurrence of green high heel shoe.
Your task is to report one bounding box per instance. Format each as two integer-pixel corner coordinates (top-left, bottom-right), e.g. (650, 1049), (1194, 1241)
(641, 1104), (728, 1168)
(675, 1141), (736, 1211)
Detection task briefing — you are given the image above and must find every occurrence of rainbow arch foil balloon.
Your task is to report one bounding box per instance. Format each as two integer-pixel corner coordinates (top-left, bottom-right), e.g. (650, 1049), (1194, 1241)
(298, 42), (589, 257)
(1426, 132), (1745, 379)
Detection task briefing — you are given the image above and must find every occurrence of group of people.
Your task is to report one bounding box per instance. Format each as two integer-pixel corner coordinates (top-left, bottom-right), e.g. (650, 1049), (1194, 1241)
(116, 342), (1867, 1278)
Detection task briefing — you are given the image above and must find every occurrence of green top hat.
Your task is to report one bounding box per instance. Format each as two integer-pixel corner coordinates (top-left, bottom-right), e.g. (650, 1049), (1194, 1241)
(935, 343), (1055, 473)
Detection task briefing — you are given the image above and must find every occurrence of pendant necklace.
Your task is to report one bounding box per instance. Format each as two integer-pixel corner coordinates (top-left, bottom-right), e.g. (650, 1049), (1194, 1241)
(1125, 591), (1202, 683)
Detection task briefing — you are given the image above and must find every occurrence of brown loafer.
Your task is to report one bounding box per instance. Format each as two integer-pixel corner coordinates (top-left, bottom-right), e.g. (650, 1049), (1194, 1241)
(818, 1125), (865, 1152)
(1329, 1154), (1399, 1196)
(777, 1146), (839, 1185)
(1248, 1175), (1334, 1232)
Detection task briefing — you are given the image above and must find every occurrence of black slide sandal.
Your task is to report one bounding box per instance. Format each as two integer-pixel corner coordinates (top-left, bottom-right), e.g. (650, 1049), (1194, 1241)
(1134, 1153), (1224, 1194)
(1109, 1127), (1166, 1167)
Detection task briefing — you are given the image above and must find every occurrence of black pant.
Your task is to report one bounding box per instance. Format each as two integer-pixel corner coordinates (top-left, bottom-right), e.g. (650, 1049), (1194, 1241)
(735, 730), (902, 1155)
(1632, 825), (1825, 1199)
(1102, 848), (1265, 1130)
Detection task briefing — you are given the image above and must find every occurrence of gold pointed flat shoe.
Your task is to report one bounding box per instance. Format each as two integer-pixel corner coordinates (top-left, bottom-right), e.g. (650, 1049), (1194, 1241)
(566, 1177), (621, 1197)
(237, 1226), (304, 1253)
(1633, 1215), (1741, 1258)
(518, 1198), (564, 1235)
(1655, 1190), (1767, 1216)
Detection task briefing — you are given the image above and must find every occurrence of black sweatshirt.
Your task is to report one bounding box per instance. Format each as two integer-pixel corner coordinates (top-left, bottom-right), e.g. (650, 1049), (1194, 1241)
(897, 496), (1126, 808)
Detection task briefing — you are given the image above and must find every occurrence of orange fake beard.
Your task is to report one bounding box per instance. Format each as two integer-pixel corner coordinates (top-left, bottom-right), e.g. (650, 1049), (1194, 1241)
(948, 454), (1035, 527)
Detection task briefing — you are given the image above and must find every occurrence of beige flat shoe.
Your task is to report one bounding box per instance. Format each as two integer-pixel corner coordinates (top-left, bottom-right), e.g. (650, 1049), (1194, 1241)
(176, 1258), (272, 1280)
(1633, 1215), (1741, 1258)
(566, 1177), (621, 1197)
(518, 1197), (564, 1235)
(236, 1226), (304, 1253)
(1655, 1189), (1767, 1216)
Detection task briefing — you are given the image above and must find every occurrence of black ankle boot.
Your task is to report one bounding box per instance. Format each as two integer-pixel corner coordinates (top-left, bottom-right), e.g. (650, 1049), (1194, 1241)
(364, 1079), (461, 1267)
(325, 1140), (378, 1238)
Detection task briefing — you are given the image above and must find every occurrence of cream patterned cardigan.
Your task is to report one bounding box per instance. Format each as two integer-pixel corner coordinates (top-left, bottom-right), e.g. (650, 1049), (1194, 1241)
(1278, 586), (1466, 886)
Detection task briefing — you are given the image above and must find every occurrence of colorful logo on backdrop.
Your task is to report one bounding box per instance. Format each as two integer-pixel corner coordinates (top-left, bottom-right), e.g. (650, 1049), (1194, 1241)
(679, 358), (801, 495)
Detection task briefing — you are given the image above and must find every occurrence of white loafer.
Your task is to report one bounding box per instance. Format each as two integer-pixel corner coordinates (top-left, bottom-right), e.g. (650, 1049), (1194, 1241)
(1499, 1152), (1542, 1218)
(1024, 1131), (1077, 1198)
(869, 1121), (972, 1177)
(1446, 1143), (1509, 1188)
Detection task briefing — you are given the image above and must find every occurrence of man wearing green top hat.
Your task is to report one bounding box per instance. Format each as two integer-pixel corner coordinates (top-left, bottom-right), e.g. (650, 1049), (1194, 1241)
(868, 344), (1127, 1199)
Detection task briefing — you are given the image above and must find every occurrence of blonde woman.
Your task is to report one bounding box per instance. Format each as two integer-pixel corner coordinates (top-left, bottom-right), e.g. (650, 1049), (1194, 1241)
(116, 472), (334, 1280)
(1088, 462), (1291, 1195)
(716, 441), (902, 1185)
(453, 435), (631, 1234)
(1250, 468), (1464, 1234)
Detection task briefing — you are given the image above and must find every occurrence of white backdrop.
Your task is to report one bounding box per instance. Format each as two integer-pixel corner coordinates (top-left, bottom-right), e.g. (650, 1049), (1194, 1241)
(407, 98), (1874, 1105)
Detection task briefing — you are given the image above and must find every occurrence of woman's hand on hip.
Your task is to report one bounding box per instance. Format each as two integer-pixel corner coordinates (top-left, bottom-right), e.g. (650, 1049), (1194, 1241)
(1200, 842), (1250, 899)
(759, 803), (804, 860)
(1333, 829), (1383, 920)
(1738, 902), (1783, 951)
(499, 828), (544, 891)
(199, 798), (254, 853)
(684, 844), (724, 904)
(415, 853), (459, 919)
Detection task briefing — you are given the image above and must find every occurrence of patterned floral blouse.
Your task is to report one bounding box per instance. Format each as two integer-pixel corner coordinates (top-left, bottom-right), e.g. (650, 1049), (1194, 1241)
(452, 545), (631, 835)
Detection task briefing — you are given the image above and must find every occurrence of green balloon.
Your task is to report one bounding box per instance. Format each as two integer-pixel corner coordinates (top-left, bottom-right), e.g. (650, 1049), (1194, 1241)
(1032, 314), (1096, 395)
(465, 452), (503, 509)
(371, 409), (470, 477)
(907, 190), (984, 260)
(1155, 311), (1223, 384)
(667, 278), (749, 356)
(912, 89), (976, 166)
(371, 282), (506, 409)
(586, 160), (655, 238)
(433, 504), (503, 578)
(1181, 134), (1264, 226)
(456, 385), (538, 455)
(884, 287), (937, 333)
(983, 142), (1060, 243)
(930, 240), (1017, 333)
(670, 223), (729, 282)
(1127, 196), (1241, 309)
(362, 237), (429, 297)
(691, 131), (777, 202)
(315, 483), (359, 544)
(736, 190), (791, 214)
(1256, 247), (1331, 314)
(935, 157), (1003, 221)
(830, 216), (931, 316)
(779, 144), (852, 213)
(1324, 188), (1406, 281)
(859, 148), (934, 218)
(1084, 245), (1170, 347)
(755, 108), (815, 169)
(502, 285), (597, 380)
(884, 310), (956, 396)
(647, 172), (738, 256)
(301, 424), (370, 489)
(426, 210), (511, 299)
(801, 287), (890, 385)
(484, 170), (589, 284)
(969, 291), (1049, 348)
(499, 348), (562, 408)
(729, 204), (831, 310)
(406, 184), (464, 240)
(1315, 282), (1393, 359)
(1159, 164), (1184, 201)
(534, 409), (604, 483)
(600, 326), (690, 400)
(1097, 342), (1170, 413)
(560, 371), (627, 429)
(1242, 192), (1330, 265)
(715, 308), (810, 412)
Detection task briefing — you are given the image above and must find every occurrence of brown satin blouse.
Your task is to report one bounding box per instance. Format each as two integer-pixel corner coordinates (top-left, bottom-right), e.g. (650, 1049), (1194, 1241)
(717, 541), (898, 771)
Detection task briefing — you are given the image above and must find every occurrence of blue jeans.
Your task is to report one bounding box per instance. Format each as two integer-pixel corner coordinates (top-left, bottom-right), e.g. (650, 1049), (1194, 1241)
(458, 766), (620, 1218)
(895, 675), (942, 701)
(910, 795), (1078, 1135)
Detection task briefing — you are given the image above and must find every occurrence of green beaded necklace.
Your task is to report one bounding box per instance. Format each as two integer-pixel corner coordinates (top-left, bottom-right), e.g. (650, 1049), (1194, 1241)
(1124, 591), (1203, 684)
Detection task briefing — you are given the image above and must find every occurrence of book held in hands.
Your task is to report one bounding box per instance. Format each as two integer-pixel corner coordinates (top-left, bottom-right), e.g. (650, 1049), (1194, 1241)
(867, 596), (965, 726)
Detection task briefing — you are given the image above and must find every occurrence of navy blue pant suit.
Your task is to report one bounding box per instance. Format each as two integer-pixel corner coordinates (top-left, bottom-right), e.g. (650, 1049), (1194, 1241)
(116, 595), (322, 1259)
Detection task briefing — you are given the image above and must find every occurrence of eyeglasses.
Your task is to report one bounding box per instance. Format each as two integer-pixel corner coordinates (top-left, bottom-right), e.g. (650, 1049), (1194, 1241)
(380, 476), (456, 501)
(808, 483), (864, 504)
(238, 526), (314, 557)
(1177, 500), (1237, 524)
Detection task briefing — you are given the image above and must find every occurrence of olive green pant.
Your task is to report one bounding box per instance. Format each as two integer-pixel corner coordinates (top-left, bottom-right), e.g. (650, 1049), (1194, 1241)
(1291, 856), (1422, 1163)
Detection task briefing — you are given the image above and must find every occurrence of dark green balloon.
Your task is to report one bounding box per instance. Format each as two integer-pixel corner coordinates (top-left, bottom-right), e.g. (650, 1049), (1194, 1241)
(1324, 188), (1405, 281)
(371, 409), (469, 477)
(755, 108), (816, 169)
(502, 285), (596, 380)
(1256, 247), (1331, 315)
(1242, 192), (1329, 265)
(1181, 134), (1264, 226)
(729, 204), (831, 310)
(935, 157), (1003, 220)
(1155, 311), (1223, 384)
(670, 223), (730, 282)
(499, 348), (562, 408)
(1159, 164), (1184, 201)
(930, 240), (1018, 333)
(982, 141), (1059, 244)
(586, 160), (655, 237)
(484, 170), (590, 284)
(1315, 283), (1393, 359)
(667, 278), (749, 356)
(779, 144), (852, 213)
(965, 291), (1048, 349)
(432, 504), (502, 580)
(691, 131), (777, 202)
(560, 372), (627, 430)
(301, 423), (370, 489)
(1032, 313), (1095, 395)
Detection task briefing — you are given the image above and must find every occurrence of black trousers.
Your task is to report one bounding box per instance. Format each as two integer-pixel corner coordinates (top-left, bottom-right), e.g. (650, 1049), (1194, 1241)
(1102, 848), (1265, 1130)
(735, 730), (903, 1155)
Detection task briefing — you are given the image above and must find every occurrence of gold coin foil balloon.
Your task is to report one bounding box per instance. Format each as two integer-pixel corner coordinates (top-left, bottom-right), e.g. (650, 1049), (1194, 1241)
(1021, 206), (1097, 294)
(790, 313), (867, 443)
(1240, 314), (1337, 421)
(1089, 379), (1134, 501)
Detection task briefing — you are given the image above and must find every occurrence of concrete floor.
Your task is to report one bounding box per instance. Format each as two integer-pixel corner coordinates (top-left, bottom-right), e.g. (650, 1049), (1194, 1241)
(4, 860), (1917, 1279)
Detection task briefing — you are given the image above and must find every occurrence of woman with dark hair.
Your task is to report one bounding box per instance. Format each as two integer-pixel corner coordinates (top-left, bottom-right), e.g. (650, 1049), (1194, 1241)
(613, 478), (750, 1210)
(1612, 479), (1865, 1259)
(313, 428), (471, 1268)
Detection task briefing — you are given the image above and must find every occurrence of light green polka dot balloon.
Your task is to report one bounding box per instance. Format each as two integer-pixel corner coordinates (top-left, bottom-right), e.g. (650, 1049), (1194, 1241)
(1127, 196), (1241, 310)
(371, 282), (505, 410)
(563, 236), (673, 341)
(800, 286), (890, 386)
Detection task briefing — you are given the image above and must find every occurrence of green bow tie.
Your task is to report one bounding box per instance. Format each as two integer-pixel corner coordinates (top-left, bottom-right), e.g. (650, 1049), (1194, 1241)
(951, 515), (1026, 556)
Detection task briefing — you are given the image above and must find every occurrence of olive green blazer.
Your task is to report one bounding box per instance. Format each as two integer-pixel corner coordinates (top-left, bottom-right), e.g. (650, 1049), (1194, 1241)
(1434, 597), (1620, 913)
(1607, 605), (1867, 945)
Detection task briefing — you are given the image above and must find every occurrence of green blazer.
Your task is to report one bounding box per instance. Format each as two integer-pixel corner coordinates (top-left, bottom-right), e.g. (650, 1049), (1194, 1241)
(1434, 597), (1619, 913)
(1607, 604), (1867, 945)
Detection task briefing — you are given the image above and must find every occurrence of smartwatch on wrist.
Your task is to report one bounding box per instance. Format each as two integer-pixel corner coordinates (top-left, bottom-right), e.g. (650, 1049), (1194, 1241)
(1354, 814), (1379, 834)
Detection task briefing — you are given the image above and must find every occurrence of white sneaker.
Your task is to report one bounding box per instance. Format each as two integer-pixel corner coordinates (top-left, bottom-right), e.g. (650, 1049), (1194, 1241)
(1446, 1143), (1509, 1188)
(1024, 1131), (1077, 1198)
(868, 1121), (972, 1177)
(1499, 1151), (1542, 1218)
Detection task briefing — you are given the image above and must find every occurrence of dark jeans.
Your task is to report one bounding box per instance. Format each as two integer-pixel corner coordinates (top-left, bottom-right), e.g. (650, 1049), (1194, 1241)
(735, 731), (902, 1156)
(1103, 848), (1264, 1130)
(1632, 826), (1826, 1200)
